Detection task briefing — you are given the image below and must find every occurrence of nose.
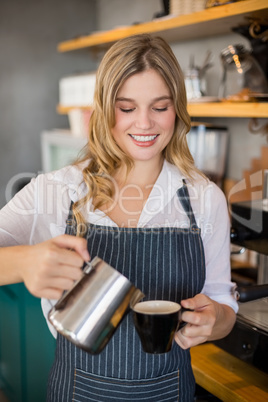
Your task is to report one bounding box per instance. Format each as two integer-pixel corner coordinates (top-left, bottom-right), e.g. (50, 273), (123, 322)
(135, 110), (153, 130)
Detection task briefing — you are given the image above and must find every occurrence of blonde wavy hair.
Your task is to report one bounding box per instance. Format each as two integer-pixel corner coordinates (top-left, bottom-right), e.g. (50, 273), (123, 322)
(73, 34), (201, 235)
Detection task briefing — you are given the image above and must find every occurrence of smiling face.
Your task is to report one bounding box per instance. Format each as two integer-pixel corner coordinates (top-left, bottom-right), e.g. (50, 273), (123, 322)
(111, 69), (176, 167)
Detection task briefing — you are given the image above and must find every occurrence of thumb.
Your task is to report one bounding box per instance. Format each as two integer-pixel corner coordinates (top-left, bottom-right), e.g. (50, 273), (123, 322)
(180, 298), (195, 310)
(181, 294), (210, 311)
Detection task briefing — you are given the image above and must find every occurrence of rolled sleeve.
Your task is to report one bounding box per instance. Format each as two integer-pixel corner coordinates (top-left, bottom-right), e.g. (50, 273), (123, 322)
(201, 183), (238, 313)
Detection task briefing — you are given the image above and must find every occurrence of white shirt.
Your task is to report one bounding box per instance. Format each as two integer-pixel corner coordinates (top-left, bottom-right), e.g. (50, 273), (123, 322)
(0, 160), (238, 336)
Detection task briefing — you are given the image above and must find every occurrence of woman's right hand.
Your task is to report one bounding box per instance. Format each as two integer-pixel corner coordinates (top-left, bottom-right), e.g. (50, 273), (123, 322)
(18, 235), (90, 300)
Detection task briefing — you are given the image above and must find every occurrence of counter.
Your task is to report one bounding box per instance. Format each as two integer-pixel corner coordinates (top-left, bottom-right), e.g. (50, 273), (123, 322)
(191, 343), (268, 401)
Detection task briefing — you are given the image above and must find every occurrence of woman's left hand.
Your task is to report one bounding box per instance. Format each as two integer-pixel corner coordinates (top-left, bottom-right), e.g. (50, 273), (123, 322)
(174, 294), (236, 350)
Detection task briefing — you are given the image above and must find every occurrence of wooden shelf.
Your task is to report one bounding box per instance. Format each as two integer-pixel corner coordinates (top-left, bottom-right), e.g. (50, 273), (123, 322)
(58, 0), (268, 52)
(191, 343), (268, 402)
(57, 105), (91, 114)
(57, 102), (268, 118)
(188, 101), (268, 118)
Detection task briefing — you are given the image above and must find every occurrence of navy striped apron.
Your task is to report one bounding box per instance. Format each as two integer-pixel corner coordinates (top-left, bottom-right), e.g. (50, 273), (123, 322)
(47, 181), (206, 402)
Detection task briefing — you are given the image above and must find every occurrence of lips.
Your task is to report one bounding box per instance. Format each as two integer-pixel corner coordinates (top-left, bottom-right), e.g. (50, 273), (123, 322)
(129, 134), (158, 142)
(128, 134), (159, 147)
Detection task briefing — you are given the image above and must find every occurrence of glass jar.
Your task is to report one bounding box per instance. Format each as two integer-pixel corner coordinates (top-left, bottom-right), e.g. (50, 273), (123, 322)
(218, 44), (268, 98)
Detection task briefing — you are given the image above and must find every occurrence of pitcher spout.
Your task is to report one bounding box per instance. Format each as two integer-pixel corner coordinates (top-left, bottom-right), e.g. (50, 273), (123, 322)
(130, 289), (145, 309)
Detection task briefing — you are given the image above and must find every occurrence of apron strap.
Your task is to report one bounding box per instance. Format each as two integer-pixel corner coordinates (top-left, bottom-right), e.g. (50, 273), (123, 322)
(65, 201), (76, 235)
(176, 179), (198, 228)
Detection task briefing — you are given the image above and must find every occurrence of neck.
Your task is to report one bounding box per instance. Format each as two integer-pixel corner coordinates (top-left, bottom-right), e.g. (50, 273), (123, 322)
(115, 157), (164, 188)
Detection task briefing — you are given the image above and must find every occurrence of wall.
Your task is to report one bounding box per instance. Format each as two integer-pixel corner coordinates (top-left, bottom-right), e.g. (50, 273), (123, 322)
(96, 0), (267, 181)
(0, 0), (97, 208)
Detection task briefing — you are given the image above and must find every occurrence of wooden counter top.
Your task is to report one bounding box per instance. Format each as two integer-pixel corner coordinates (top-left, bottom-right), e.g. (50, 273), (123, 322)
(190, 343), (268, 402)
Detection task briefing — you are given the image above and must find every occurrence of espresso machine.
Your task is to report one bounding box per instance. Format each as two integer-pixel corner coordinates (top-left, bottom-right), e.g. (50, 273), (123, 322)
(214, 171), (268, 373)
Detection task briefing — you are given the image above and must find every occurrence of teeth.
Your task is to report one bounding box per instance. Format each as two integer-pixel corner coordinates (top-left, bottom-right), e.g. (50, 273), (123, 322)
(130, 134), (158, 142)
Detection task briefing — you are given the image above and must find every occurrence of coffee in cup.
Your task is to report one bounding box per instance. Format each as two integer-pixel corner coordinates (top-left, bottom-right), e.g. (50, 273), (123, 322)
(132, 300), (181, 354)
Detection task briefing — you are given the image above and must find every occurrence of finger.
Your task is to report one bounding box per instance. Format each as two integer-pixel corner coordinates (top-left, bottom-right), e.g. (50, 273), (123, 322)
(181, 309), (214, 333)
(38, 288), (64, 300)
(37, 249), (84, 278)
(41, 276), (78, 293)
(181, 310), (204, 326)
(174, 331), (206, 349)
(55, 249), (85, 268)
(181, 294), (210, 311)
(28, 282), (64, 300)
(53, 235), (90, 261)
(28, 270), (83, 299)
(181, 322), (212, 338)
(49, 265), (83, 281)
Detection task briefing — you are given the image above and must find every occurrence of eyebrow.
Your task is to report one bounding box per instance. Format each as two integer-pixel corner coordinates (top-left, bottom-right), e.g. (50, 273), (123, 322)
(115, 96), (172, 102)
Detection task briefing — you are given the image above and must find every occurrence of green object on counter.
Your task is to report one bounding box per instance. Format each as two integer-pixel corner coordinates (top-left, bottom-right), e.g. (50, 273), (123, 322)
(0, 283), (56, 402)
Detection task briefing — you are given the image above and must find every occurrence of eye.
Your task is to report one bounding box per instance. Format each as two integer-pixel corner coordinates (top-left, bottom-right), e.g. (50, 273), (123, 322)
(154, 107), (168, 112)
(120, 108), (135, 113)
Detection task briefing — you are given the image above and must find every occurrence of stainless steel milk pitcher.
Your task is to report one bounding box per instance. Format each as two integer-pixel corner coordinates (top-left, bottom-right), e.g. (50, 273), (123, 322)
(48, 257), (144, 354)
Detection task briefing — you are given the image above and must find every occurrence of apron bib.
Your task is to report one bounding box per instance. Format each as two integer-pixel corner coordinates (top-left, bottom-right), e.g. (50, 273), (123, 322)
(47, 182), (206, 402)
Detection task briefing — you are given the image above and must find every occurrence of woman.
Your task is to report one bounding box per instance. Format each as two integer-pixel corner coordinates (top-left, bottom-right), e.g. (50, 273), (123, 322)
(0, 34), (237, 401)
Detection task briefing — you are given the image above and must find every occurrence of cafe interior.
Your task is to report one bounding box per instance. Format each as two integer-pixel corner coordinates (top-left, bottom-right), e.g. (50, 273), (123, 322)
(0, 1), (267, 401)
